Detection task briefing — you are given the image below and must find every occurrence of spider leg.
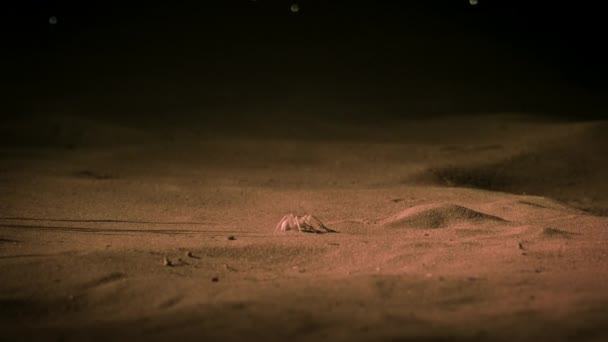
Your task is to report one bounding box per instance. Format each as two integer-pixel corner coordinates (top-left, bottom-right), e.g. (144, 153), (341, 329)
(275, 215), (288, 232)
(308, 214), (336, 233)
(276, 214), (296, 232)
(301, 215), (318, 233)
(303, 216), (314, 233)
(301, 215), (316, 233)
(289, 214), (298, 232)
(275, 219), (283, 232)
(294, 215), (304, 233)
(308, 215), (323, 227)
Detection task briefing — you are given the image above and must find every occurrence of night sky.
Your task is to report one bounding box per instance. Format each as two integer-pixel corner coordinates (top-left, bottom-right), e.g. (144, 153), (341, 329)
(3, 0), (607, 122)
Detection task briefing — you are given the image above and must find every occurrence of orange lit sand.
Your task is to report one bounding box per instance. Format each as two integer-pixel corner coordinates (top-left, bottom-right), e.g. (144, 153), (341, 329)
(1, 114), (607, 341)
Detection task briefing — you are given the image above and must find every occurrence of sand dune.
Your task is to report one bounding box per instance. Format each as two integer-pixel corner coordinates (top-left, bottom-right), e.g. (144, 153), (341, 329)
(412, 120), (608, 215)
(1, 113), (608, 341)
(3, 1), (608, 339)
(379, 203), (507, 229)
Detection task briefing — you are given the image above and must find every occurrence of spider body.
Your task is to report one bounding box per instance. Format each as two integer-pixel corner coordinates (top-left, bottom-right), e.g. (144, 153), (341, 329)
(275, 214), (336, 233)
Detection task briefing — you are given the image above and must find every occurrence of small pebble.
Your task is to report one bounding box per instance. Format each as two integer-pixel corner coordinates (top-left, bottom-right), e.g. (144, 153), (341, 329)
(212, 277), (219, 282)
(228, 236), (236, 241)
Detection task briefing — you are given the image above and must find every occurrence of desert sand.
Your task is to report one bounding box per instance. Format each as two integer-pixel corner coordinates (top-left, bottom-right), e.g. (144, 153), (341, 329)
(2, 2), (608, 341)
(1, 113), (608, 341)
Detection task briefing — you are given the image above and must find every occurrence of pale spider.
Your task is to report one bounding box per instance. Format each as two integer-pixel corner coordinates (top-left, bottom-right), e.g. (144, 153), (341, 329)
(274, 214), (336, 233)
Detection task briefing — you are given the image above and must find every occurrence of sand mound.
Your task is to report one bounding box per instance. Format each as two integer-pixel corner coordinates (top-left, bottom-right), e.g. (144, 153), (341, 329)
(380, 203), (507, 229)
(416, 121), (608, 216)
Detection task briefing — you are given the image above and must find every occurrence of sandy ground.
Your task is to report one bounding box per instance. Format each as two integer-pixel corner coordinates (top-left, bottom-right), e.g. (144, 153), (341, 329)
(1, 113), (607, 341)
(3, 2), (608, 340)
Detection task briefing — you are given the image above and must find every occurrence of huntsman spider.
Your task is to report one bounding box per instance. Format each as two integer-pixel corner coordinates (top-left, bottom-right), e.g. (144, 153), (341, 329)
(274, 214), (336, 233)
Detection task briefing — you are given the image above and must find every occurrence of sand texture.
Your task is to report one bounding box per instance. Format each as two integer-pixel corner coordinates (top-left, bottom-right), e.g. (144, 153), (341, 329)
(3, 3), (608, 340)
(1, 114), (607, 341)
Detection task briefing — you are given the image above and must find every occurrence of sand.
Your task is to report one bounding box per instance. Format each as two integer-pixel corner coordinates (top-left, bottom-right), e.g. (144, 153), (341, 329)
(1, 113), (607, 341)
(3, 2), (608, 340)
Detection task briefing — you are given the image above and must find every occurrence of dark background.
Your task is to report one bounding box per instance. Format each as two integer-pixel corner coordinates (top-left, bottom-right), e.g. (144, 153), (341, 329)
(3, 0), (607, 123)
